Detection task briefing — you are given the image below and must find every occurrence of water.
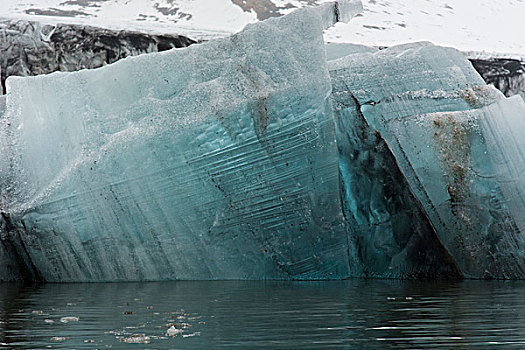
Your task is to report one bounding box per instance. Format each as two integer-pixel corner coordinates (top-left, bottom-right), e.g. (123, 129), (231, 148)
(0, 280), (524, 349)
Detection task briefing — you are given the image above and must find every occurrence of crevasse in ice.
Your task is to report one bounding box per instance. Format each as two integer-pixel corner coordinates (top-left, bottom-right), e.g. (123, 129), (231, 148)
(330, 42), (525, 279)
(326, 42), (461, 279)
(1, 1), (363, 281)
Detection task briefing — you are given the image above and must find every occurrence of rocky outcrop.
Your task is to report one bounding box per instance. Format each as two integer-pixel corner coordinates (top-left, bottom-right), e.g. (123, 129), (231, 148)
(0, 19), (196, 93)
(470, 58), (525, 98)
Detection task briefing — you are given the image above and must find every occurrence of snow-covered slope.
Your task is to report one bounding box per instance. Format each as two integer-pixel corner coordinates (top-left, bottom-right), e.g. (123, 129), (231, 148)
(0, 0), (258, 39)
(325, 0), (525, 59)
(0, 0), (523, 56)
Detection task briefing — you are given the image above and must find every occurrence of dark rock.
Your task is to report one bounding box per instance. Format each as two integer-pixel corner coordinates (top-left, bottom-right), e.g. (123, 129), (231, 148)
(470, 58), (525, 98)
(0, 19), (196, 93)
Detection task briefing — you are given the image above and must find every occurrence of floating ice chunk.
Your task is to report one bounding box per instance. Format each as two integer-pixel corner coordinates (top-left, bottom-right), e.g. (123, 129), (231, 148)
(118, 334), (150, 344)
(182, 332), (200, 338)
(50, 336), (68, 342)
(329, 44), (480, 278)
(3, 2), (362, 281)
(60, 316), (79, 323)
(166, 326), (183, 337)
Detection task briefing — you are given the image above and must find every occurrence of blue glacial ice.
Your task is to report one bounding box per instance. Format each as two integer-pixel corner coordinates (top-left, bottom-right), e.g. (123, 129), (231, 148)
(330, 42), (525, 279)
(2, 2), (525, 282)
(1, 1), (363, 282)
(1, 94), (37, 282)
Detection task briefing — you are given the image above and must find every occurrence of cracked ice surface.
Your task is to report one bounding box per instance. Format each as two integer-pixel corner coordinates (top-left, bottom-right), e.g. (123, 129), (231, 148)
(330, 42), (525, 279)
(2, 2), (362, 281)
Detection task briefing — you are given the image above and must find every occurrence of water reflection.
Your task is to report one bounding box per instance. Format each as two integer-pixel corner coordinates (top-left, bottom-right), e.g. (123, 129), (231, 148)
(0, 280), (524, 349)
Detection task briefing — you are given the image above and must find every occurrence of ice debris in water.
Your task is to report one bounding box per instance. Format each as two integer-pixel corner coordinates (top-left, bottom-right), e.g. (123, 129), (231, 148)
(329, 42), (525, 279)
(50, 336), (69, 342)
(0, 1), (362, 282)
(60, 316), (79, 323)
(166, 326), (183, 337)
(117, 334), (151, 344)
(182, 332), (200, 338)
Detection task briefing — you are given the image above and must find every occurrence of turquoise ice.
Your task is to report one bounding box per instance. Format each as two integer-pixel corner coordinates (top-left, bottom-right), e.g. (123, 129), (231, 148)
(1, 1), (363, 281)
(330, 42), (525, 279)
(2, 4), (525, 282)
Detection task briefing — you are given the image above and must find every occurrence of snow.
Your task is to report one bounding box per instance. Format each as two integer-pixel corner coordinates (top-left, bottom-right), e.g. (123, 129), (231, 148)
(326, 0), (525, 60)
(0, 0), (523, 56)
(0, 0), (257, 39)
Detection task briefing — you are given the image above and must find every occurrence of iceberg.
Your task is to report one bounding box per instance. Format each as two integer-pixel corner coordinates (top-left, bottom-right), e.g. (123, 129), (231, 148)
(1, 1), (363, 282)
(330, 42), (525, 279)
(1, 1), (524, 282)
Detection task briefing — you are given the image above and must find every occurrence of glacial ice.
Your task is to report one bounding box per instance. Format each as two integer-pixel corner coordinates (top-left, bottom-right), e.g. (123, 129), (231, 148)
(330, 42), (525, 279)
(331, 90), (461, 279)
(1, 1), (525, 282)
(325, 42), (378, 62)
(477, 96), (525, 271)
(1, 1), (362, 281)
(0, 95), (28, 282)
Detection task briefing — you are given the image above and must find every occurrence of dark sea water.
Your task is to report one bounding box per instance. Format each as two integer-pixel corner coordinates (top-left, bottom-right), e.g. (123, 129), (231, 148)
(0, 280), (524, 349)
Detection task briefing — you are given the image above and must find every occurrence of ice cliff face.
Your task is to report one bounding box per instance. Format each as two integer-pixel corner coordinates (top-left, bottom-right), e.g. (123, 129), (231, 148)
(0, 20), (195, 93)
(1, 0), (365, 282)
(1, 0), (525, 282)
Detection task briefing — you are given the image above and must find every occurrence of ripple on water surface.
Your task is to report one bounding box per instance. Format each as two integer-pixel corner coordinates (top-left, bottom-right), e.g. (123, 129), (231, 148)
(0, 280), (524, 349)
